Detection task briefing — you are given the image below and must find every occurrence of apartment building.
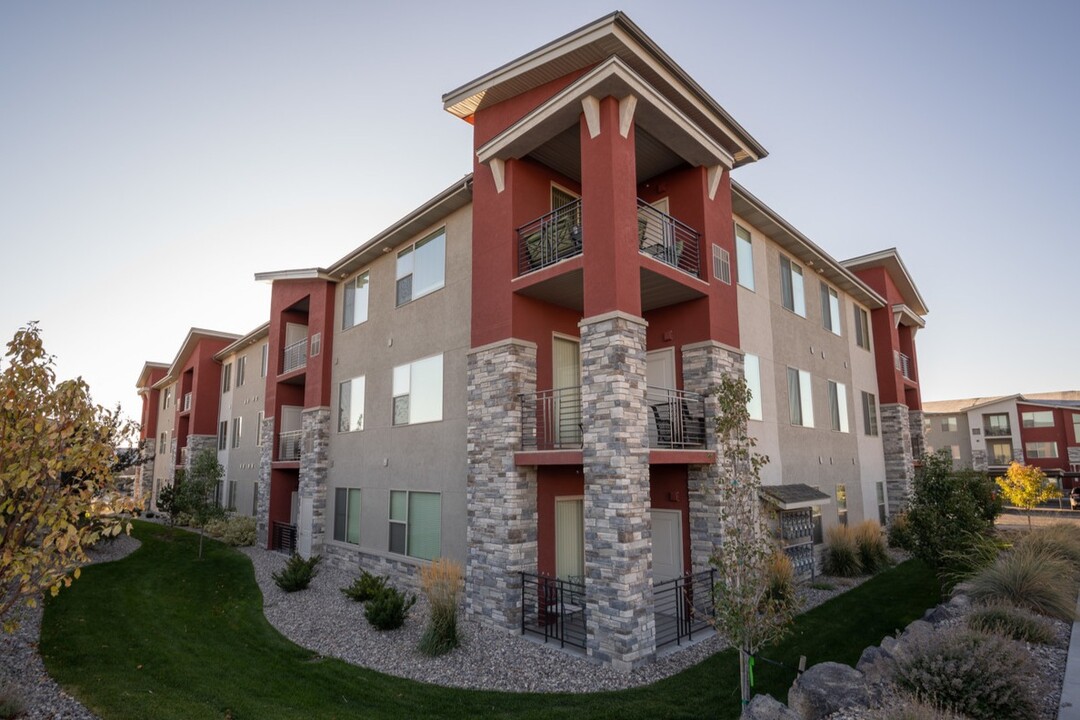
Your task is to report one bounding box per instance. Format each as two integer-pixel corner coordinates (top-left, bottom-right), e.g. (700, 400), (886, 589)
(135, 12), (928, 670)
(215, 324), (270, 515)
(924, 391), (1080, 485)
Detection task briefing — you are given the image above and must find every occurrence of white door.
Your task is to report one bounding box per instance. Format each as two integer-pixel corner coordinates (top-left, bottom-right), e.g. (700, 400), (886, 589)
(552, 336), (581, 447)
(646, 348), (676, 390)
(652, 509), (684, 583)
(555, 498), (585, 581)
(297, 496), (313, 558)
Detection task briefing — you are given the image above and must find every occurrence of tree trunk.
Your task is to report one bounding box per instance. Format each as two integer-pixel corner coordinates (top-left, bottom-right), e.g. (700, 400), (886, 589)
(739, 647), (751, 706)
(1027, 511), (1033, 530)
(198, 528), (204, 559)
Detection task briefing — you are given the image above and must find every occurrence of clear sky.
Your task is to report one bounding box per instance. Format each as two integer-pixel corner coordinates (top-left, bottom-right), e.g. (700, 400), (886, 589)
(2, 1), (1077, 424)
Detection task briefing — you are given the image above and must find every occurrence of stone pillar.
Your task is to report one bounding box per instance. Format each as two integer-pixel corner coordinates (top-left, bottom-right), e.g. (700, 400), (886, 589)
(137, 438), (156, 512)
(299, 407), (331, 556)
(972, 449), (988, 472)
(184, 435), (218, 471)
(908, 410), (926, 460)
(465, 338), (538, 629)
(580, 311), (654, 670)
(682, 340), (744, 572)
(256, 416), (274, 547)
(881, 404), (915, 518)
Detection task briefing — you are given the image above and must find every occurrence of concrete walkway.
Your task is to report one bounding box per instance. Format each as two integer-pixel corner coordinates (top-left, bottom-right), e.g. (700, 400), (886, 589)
(1059, 598), (1080, 719)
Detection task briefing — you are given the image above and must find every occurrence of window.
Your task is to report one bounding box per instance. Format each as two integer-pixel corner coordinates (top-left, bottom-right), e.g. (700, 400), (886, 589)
(854, 307), (871, 350)
(260, 343), (269, 378)
(744, 354), (763, 421)
(836, 484), (848, 527)
(987, 440), (1013, 465)
(949, 445), (962, 460)
(218, 420), (228, 451)
(876, 482), (887, 525)
(1022, 411), (1055, 428)
(712, 244), (731, 284)
(811, 503), (823, 544)
(231, 416), (242, 449)
(940, 416), (958, 432)
(162, 387), (172, 409)
(828, 380), (850, 432)
(226, 481), (237, 511)
(821, 284), (841, 335)
(333, 488), (361, 545)
(310, 332), (321, 358)
(159, 431), (167, 453)
(388, 491), (441, 560)
(862, 391), (879, 436)
(984, 413), (1011, 436)
(392, 354), (443, 425)
(779, 255), (806, 317)
(256, 411), (265, 446)
(236, 356), (246, 388)
(1026, 442), (1059, 459)
(222, 363), (232, 393)
(343, 271), (370, 329)
(735, 224), (754, 290)
(1074, 413), (1080, 441)
(787, 368), (814, 427)
(396, 230), (445, 306)
(339, 376), (366, 432)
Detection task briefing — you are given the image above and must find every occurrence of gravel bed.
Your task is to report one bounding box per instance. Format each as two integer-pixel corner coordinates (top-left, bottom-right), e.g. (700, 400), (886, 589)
(1, 534), (141, 720)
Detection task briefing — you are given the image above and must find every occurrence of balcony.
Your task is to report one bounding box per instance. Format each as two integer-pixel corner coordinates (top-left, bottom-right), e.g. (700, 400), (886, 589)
(182, 392), (192, 412)
(278, 430), (302, 461)
(895, 351), (915, 381)
(984, 427), (1012, 438)
(519, 386), (706, 451)
(637, 199), (700, 277)
(282, 338), (308, 374)
(517, 199), (583, 276)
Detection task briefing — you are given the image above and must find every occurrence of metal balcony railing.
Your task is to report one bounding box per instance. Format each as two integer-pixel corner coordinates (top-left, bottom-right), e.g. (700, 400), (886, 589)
(278, 430), (302, 461)
(272, 521), (297, 553)
(517, 200), (583, 275)
(521, 571), (586, 649)
(984, 427), (1012, 437)
(654, 569), (715, 649)
(897, 352), (915, 381)
(282, 338), (307, 374)
(637, 199), (701, 277)
(182, 392), (192, 412)
(646, 387), (706, 449)
(520, 387), (582, 450)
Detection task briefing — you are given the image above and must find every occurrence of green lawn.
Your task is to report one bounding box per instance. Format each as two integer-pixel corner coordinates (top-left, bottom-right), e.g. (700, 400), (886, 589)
(40, 522), (939, 719)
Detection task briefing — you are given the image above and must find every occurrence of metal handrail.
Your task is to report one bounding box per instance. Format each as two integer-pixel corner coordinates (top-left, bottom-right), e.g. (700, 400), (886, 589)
(520, 571), (587, 649)
(898, 352), (915, 380)
(637, 199), (701, 277)
(983, 427), (1012, 437)
(654, 569), (715, 648)
(282, 338), (307, 374)
(520, 387), (582, 450)
(278, 429), (302, 461)
(272, 521), (297, 553)
(517, 200), (583, 275)
(646, 386), (706, 449)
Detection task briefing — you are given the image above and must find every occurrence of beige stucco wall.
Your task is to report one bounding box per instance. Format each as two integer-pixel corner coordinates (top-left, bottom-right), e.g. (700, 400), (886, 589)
(218, 337), (267, 516)
(324, 204), (472, 567)
(924, 412), (973, 467)
(150, 381), (177, 506)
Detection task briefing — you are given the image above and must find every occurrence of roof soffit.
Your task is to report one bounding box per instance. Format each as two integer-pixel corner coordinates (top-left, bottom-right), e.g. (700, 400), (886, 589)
(842, 249), (928, 317)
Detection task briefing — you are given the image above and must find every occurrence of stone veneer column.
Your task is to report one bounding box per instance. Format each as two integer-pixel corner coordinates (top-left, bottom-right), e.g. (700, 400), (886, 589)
(580, 311), (654, 671)
(137, 438), (156, 511)
(256, 416), (274, 547)
(881, 404), (915, 518)
(299, 407), (331, 556)
(681, 341), (744, 572)
(184, 435), (218, 471)
(908, 410), (927, 460)
(971, 449), (988, 472)
(465, 339), (538, 629)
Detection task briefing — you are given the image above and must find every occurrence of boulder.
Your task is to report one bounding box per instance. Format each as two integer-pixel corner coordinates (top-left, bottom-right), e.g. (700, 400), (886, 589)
(742, 693), (801, 720)
(901, 619), (934, 642)
(788, 662), (870, 720)
(855, 644), (892, 684)
(922, 602), (955, 625)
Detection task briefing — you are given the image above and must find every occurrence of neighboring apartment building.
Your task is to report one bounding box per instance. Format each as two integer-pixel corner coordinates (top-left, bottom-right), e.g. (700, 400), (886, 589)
(215, 324), (270, 516)
(924, 391), (1080, 486)
(135, 13), (928, 670)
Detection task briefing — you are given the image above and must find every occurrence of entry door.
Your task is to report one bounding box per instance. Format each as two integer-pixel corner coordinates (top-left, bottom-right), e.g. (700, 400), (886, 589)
(555, 498), (584, 581)
(297, 496), (313, 558)
(651, 509), (684, 583)
(553, 336), (581, 447)
(646, 348), (676, 390)
(646, 349), (677, 445)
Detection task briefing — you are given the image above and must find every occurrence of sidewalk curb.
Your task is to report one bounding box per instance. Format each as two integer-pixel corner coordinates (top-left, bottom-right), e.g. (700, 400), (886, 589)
(1058, 596), (1080, 719)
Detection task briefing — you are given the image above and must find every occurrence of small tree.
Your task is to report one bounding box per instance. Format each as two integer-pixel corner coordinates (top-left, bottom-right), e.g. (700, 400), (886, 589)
(0, 324), (135, 631)
(174, 449), (226, 558)
(996, 462), (1060, 530)
(710, 375), (794, 708)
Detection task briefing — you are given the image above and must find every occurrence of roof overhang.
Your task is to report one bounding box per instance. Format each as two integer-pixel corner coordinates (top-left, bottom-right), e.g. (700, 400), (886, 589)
(214, 322), (270, 361)
(731, 181), (886, 310)
(892, 304), (925, 329)
(760, 484), (833, 511)
(477, 56), (734, 179)
(135, 362), (169, 392)
(253, 267), (333, 283)
(152, 328), (241, 389)
(326, 176), (473, 280)
(443, 11), (766, 167)
(842, 248), (928, 317)
(923, 394), (1020, 414)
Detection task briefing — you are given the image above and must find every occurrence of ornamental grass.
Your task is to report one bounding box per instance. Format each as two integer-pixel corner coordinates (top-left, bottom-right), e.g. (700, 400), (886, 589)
(418, 557), (463, 656)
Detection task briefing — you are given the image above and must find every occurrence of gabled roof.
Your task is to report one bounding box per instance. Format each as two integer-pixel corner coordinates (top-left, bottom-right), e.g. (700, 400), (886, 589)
(842, 248), (928, 317)
(442, 12), (766, 167)
(135, 362), (169, 392)
(731, 181), (886, 310)
(152, 328), (240, 389)
(214, 322), (270, 361)
(923, 395), (1018, 414)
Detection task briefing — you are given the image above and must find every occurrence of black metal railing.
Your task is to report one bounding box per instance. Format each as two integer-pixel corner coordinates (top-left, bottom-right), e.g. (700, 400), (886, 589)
(517, 200), (583, 275)
(520, 387), (582, 450)
(278, 430), (302, 461)
(521, 572), (587, 649)
(654, 569), (715, 649)
(637, 200), (700, 277)
(272, 521), (297, 553)
(647, 387), (706, 449)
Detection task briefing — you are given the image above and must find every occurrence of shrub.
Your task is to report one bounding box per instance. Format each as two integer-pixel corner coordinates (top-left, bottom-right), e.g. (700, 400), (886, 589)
(822, 524), (862, 577)
(809, 580), (835, 591)
(1018, 522), (1080, 566)
(853, 520), (891, 574)
(418, 558), (463, 656)
(221, 516), (256, 546)
(865, 692), (969, 720)
(888, 511), (912, 550)
(939, 530), (1008, 587)
(967, 542), (1077, 620)
(341, 571), (387, 602)
(889, 626), (1037, 719)
(0, 683), (25, 720)
(364, 586), (416, 631)
(967, 603), (1057, 645)
(272, 554), (321, 592)
(764, 551), (796, 607)
(173, 511), (195, 528)
(204, 518), (229, 539)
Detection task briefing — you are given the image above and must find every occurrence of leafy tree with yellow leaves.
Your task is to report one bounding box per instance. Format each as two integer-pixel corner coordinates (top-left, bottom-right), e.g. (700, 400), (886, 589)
(0, 324), (135, 631)
(996, 461), (1061, 530)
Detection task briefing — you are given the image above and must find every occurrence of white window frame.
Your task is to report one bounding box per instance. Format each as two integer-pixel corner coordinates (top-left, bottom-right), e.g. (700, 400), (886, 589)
(780, 255), (806, 317)
(343, 271), (370, 329)
(828, 380), (850, 433)
(222, 363), (232, 393)
(1022, 410), (1054, 429)
(735, 224), (754, 291)
(231, 416), (242, 449)
(854, 306), (871, 351)
(396, 229), (446, 306)
(392, 354), (443, 426)
(260, 343), (269, 378)
(218, 420), (228, 451)
(862, 391), (879, 436)
(236, 356), (246, 388)
(788, 367), (814, 427)
(941, 416), (958, 432)
(1026, 441), (1058, 459)
(821, 284), (841, 336)
(338, 376), (366, 433)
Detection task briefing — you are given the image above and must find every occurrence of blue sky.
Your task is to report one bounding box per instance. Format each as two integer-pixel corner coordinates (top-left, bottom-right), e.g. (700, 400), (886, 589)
(1, 1), (1077, 422)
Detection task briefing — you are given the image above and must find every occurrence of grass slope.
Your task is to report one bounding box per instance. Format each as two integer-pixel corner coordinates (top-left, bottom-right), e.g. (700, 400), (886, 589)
(40, 522), (939, 719)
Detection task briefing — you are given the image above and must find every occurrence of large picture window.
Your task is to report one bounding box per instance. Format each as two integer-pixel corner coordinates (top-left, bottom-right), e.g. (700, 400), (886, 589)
(1026, 441), (1058, 459)
(343, 271), (370, 328)
(779, 255), (806, 317)
(392, 354), (443, 425)
(396, 230), (445, 306)
(334, 488), (362, 545)
(389, 490), (441, 560)
(1022, 411), (1054, 428)
(735, 224), (754, 290)
(339, 376), (366, 432)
